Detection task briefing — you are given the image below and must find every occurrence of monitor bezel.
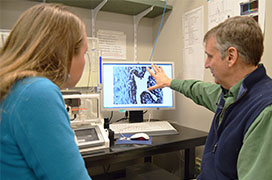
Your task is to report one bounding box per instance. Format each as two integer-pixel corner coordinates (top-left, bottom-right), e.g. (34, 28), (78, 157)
(101, 61), (175, 111)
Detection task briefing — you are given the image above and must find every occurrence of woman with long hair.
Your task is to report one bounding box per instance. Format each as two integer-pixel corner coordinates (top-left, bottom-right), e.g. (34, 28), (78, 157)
(0, 3), (91, 180)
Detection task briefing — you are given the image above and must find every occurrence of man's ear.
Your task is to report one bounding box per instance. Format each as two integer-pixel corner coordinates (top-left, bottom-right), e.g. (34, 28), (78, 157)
(227, 47), (238, 67)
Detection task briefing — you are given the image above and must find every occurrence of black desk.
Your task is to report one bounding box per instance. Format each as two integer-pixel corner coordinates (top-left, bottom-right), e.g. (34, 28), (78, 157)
(82, 124), (208, 179)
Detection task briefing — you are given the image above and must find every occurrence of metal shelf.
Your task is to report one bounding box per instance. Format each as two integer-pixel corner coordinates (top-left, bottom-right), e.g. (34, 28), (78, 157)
(32, 0), (172, 18)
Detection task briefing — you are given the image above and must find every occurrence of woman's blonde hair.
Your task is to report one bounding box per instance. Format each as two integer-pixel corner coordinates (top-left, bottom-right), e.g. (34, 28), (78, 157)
(0, 3), (86, 100)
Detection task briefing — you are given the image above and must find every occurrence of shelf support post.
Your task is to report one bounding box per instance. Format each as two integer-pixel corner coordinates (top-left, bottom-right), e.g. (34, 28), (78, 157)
(91, 0), (108, 37)
(133, 6), (153, 61)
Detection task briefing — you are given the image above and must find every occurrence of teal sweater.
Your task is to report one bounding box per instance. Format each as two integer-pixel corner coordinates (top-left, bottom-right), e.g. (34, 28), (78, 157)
(0, 77), (91, 180)
(171, 78), (272, 180)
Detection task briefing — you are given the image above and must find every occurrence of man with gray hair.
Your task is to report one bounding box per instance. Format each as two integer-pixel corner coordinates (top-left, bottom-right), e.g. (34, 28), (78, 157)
(147, 16), (272, 180)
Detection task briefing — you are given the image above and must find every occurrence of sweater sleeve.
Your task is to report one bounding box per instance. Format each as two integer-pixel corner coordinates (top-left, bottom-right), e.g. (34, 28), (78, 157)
(237, 105), (272, 180)
(10, 79), (91, 180)
(170, 79), (221, 112)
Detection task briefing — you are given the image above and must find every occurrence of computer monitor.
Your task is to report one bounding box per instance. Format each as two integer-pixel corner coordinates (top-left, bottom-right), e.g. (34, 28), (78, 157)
(101, 61), (175, 123)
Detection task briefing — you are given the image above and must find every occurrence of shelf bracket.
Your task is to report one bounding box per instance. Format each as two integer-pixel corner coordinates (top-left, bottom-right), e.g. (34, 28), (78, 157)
(133, 6), (153, 61)
(91, 0), (108, 37)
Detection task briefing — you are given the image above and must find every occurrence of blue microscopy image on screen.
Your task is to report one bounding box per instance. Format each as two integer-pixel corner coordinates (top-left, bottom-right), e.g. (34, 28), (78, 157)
(113, 65), (163, 105)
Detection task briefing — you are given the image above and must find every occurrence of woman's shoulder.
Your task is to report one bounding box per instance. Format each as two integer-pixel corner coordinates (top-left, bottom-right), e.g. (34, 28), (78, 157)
(2, 77), (63, 119)
(19, 76), (56, 89)
(22, 76), (57, 89)
(11, 77), (62, 102)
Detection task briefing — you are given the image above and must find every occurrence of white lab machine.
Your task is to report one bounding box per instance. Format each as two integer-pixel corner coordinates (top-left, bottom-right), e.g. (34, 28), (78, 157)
(62, 93), (110, 152)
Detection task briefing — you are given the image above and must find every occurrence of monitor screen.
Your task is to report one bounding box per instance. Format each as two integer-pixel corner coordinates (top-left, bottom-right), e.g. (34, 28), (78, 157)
(101, 61), (175, 113)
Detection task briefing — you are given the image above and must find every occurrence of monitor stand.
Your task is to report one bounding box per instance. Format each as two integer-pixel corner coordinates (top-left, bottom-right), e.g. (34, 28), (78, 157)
(129, 110), (143, 123)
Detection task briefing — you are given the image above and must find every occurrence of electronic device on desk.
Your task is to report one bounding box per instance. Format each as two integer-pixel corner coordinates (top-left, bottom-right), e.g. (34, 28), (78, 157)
(110, 121), (178, 139)
(74, 126), (106, 150)
(101, 61), (175, 123)
(62, 93), (110, 152)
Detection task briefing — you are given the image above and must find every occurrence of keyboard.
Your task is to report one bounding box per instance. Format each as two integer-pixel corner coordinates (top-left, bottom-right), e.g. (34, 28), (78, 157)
(110, 121), (178, 138)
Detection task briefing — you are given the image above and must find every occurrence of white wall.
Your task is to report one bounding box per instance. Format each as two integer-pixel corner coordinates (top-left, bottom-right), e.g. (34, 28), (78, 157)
(152, 0), (213, 132)
(262, 0), (272, 75)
